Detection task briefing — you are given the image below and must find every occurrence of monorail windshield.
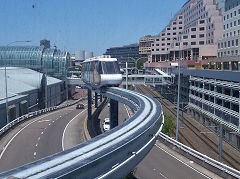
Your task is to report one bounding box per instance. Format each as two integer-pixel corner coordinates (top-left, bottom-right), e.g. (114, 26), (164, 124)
(101, 61), (121, 74)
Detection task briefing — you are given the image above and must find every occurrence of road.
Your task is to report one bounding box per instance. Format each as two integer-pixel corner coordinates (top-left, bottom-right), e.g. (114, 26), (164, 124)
(0, 100), (88, 173)
(99, 98), (220, 179)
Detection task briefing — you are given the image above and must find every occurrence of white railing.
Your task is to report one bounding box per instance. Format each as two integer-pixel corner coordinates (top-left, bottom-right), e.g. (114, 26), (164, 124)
(159, 132), (240, 179)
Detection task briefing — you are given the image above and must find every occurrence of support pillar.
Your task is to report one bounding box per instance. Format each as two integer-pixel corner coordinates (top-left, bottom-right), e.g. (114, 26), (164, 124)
(95, 92), (98, 108)
(110, 99), (118, 129)
(88, 88), (92, 120)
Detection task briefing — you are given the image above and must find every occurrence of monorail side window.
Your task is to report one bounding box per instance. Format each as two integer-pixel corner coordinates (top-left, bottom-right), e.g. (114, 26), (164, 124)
(98, 61), (103, 74)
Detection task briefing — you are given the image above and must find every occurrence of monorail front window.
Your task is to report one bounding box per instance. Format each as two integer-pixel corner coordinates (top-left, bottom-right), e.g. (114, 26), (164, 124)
(102, 61), (121, 74)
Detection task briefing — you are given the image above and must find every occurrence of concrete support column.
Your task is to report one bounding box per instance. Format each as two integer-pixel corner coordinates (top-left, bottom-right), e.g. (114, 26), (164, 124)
(110, 99), (118, 129)
(95, 92), (98, 108)
(88, 88), (92, 120)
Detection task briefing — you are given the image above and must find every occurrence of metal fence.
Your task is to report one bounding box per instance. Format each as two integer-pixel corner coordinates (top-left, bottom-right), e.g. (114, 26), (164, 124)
(159, 132), (240, 179)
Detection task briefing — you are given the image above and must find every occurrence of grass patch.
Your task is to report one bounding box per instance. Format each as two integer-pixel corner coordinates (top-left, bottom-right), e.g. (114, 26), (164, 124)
(162, 113), (176, 136)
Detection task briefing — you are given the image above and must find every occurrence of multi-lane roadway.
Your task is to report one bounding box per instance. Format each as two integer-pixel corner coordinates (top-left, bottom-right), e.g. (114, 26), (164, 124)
(0, 100), (88, 172)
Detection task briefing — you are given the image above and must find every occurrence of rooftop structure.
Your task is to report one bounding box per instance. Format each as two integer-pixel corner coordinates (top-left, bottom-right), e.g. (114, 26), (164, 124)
(0, 67), (65, 127)
(0, 46), (70, 78)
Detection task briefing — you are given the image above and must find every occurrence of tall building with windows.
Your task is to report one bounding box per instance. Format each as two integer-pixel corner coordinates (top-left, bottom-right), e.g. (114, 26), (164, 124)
(218, 0), (240, 58)
(146, 0), (222, 68)
(139, 35), (154, 59)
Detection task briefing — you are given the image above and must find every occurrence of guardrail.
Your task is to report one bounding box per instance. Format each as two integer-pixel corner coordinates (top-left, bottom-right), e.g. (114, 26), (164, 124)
(0, 87), (163, 179)
(159, 132), (240, 179)
(0, 98), (86, 137)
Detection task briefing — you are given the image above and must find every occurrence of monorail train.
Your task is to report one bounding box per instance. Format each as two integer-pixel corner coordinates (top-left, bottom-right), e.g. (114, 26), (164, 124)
(82, 56), (122, 89)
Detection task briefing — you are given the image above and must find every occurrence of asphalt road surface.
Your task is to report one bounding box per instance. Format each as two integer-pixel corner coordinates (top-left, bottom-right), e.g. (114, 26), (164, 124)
(0, 101), (88, 173)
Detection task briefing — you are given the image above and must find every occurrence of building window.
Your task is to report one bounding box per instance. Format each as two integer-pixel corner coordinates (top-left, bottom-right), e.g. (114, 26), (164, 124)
(167, 27), (171, 30)
(167, 38), (170, 40)
(167, 43), (170, 45)
(191, 35), (196, 38)
(152, 44), (154, 46)
(152, 49), (154, 51)
(234, 21), (236, 26)
(199, 27), (205, 31)
(199, 34), (204, 38)
(183, 42), (188, 45)
(236, 39), (239, 46)
(234, 10), (237, 16)
(191, 28), (196, 31)
(179, 16), (183, 19)
(199, 41), (204, 45)
(162, 43), (165, 46)
(167, 33), (171, 35)
(173, 32), (176, 35)
(200, 20), (205, 24)
(156, 49), (159, 51)
(173, 22), (177, 25)
(179, 26), (183, 29)
(162, 33), (165, 36)
(228, 41), (230, 47)
(183, 35), (188, 39)
(232, 40), (234, 46)
(223, 62), (230, 70)
(156, 44), (159, 46)
(162, 48), (165, 51)
(221, 42), (223, 48)
(173, 27), (176, 30)
(179, 21), (183, 24)
(156, 39), (159, 41)
(191, 42), (196, 45)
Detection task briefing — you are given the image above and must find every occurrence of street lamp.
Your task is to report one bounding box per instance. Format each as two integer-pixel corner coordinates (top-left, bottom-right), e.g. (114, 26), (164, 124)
(4, 40), (31, 124)
(176, 43), (181, 141)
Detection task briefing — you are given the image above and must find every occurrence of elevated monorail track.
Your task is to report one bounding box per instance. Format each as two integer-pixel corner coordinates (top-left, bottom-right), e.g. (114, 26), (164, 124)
(0, 87), (163, 178)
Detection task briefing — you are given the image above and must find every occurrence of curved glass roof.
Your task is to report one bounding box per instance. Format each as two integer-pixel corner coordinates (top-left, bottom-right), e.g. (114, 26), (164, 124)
(0, 46), (70, 78)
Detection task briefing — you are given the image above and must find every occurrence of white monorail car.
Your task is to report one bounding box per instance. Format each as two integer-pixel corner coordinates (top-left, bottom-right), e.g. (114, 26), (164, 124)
(82, 57), (122, 88)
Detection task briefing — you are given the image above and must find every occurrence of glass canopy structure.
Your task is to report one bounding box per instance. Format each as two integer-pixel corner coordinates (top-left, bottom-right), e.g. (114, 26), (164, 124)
(0, 46), (70, 78)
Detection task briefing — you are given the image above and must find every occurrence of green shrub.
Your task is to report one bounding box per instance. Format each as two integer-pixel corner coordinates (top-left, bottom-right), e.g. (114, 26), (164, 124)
(162, 113), (176, 136)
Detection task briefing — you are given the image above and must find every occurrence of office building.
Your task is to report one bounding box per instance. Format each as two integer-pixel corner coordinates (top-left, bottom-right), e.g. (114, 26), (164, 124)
(145, 0), (222, 70)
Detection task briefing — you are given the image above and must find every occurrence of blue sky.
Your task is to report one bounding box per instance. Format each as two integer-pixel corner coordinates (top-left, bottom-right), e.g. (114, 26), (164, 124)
(1, 0), (187, 55)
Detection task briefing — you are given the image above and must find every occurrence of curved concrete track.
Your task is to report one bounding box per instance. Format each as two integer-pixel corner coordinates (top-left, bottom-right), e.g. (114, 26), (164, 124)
(0, 101), (88, 173)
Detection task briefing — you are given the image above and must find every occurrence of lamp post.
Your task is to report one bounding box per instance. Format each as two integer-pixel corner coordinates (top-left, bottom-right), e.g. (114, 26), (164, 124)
(176, 43), (181, 141)
(4, 40), (31, 123)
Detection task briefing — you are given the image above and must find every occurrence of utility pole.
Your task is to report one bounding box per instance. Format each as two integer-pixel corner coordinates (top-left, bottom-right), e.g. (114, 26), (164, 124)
(126, 62), (128, 90)
(218, 123), (223, 162)
(5, 40), (31, 123)
(176, 44), (181, 141)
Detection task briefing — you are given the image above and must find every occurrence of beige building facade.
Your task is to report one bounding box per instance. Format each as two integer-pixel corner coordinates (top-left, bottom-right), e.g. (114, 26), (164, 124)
(147, 0), (222, 64)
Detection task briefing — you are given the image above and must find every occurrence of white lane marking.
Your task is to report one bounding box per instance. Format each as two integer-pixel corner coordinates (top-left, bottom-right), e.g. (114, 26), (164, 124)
(52, 121), (55, 123)
(34, 152), (36, 156)
(159, 171), (169, 179)
(35, 143), (38, 147)
(38, 119), (51, 123)
(0, 110), (61, 160)
(62, 109), (87, 151)
(38, 137), (41, 141)
(41, 131), (44, 135)
(48, 123), (51, 126)
(154, 144), (211, 179)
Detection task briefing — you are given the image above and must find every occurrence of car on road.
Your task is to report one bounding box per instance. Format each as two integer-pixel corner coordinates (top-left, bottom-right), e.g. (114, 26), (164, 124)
(102, 118), (110, 131)
(76, 104), (84, 109)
